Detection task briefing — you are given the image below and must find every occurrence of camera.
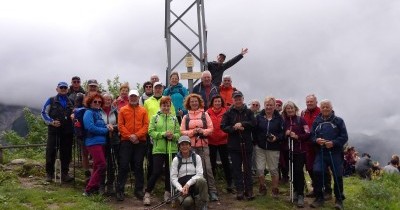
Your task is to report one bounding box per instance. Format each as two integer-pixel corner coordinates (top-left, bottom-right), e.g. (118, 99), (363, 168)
(266, 133), (274, 142)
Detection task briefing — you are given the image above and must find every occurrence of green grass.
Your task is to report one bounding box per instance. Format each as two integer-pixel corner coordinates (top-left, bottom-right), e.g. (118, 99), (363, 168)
(2, 154), (400, 210)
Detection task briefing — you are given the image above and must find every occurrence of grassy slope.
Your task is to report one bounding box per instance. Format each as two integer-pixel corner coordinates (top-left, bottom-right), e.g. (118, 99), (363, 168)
(1, 161), (400, 210)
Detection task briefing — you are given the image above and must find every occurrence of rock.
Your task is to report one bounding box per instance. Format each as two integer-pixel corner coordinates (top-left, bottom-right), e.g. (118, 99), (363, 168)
(10, 159), (27, 165)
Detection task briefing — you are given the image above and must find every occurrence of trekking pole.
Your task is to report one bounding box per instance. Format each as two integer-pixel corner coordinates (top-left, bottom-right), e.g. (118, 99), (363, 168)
(288, 136), (293, 202)
(321, 146), (325, 197)
(328, 150), (344, 209)
(168, 140), (176, 207)
(54, 129), (62, 184)
(146, 192), (183, 210)
(288, 120), (294, 203)
(238, 131), (249, 194)
(73, 136), (76, 187)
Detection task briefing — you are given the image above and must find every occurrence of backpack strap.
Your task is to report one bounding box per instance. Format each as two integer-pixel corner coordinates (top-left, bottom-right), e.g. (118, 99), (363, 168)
(177, 151), (197, 171)
(201, 112), (207, 129)
(185, 114), (190, 130)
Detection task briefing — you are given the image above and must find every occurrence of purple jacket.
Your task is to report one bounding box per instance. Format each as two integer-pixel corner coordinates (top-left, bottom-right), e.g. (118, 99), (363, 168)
(282, 116), (310, 154)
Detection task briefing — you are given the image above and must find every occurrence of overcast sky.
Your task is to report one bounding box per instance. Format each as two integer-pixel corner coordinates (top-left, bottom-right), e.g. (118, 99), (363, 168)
(1, 0), (400, 136)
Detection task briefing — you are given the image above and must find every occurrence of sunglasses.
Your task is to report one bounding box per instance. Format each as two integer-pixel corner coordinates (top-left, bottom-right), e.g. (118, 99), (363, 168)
(145, 85), (153, 88)
(252, 104), (259, 106)
(93, 100), (102, 104)
(72, 80), (80, 84)
(59, 86), (68, 90)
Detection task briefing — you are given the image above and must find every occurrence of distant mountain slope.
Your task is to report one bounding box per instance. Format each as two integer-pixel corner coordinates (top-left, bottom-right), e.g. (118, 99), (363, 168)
(0, 103), (40, 144)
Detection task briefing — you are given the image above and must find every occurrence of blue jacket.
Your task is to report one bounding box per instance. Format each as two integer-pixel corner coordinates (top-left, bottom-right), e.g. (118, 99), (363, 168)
(255, 110), (284, 151)
(163, 83), (189, 116)
(311, 111), (348, 154)
(192, 83), (219, 110)
(84, 108), (108, 146)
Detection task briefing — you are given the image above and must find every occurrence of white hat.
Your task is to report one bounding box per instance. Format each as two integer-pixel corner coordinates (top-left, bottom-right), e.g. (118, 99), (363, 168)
(129, 89), (139, 96)
(154, 82), (163, 87)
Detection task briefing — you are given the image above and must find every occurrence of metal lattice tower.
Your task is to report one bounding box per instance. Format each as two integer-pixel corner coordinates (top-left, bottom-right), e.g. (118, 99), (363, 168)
(165, 0), (207, 90)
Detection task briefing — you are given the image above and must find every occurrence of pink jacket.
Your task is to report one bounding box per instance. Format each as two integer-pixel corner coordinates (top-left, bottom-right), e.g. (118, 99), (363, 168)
(180, 109), (214, 148)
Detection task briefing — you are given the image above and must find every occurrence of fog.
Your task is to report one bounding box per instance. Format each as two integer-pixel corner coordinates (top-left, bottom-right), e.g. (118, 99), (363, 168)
(1, 0), (400, 147)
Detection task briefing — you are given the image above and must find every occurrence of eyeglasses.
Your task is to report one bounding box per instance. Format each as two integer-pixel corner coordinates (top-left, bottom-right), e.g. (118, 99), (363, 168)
(59, 86), (68, 90)
(72, 80), (80, 84)
(93, 100), (102, 104)
(223, 80), (231, 82)
(145, 85), (153, 88)
(252, 104), (259, 106)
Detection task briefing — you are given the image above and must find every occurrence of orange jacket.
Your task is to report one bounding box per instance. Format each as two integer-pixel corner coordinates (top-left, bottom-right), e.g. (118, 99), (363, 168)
(118, 104), (149, 142)
(219, 85), (237, 107)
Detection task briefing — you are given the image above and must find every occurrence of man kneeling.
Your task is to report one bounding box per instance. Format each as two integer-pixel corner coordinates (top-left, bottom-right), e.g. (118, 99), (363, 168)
(171, 136), (208, 210)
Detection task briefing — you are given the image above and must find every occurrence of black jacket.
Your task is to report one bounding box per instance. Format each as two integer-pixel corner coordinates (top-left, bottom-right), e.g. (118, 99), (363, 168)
(221, 105), (256, 151)
(207, 54), (243, 86)
(255, 109), (284, 151)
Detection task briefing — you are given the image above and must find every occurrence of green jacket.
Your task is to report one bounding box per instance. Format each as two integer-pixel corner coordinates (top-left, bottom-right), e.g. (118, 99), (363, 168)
(148, 112), (180, 154)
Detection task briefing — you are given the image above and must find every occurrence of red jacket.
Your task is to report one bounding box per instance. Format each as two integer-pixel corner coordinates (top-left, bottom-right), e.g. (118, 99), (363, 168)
(301, 107), (321, 128)
(207, 107), (228, 145)
(219, 85), (237, 107)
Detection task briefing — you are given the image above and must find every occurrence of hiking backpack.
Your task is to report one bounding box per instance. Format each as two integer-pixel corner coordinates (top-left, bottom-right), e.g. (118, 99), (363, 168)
(73, 107), (87, 139)
(184, 112), (207, 130)
(177, 151), (197, 171)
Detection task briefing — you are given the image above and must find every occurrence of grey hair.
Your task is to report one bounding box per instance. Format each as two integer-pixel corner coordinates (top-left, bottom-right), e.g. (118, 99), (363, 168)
(202, 70), (212, 78)
(320, 99), (332, 108)
(102, 92), (114, 100)
(306, 94), (317, 101)
(282, 101), (300, 119)
(222, 75), (232, 80)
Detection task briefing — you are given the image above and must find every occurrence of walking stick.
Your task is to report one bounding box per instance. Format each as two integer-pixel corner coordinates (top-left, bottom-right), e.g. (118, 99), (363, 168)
(328, 150), (344, 208)
(288, 119), (294, 203)
(73, 136), (76, 186)
(238, 131), (249, 195)
(196, 135), (210, 191)
(146, 192), (183, 210)
(54, 131), (62, 184)
(168, 140), (176, 207)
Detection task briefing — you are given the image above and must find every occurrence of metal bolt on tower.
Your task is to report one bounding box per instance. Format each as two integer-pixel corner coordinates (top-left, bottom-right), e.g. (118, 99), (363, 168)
(165, 0), (208, 90)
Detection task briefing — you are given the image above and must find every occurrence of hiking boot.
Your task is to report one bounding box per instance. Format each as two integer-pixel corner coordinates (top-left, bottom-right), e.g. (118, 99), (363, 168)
(116, 191), (124, 201)
(236, 191), (244, 200)
(293, 192), (298, 202)
(272, 188), (279, 198)
(310, 198), (324, 208)
(324, 192), (333, 200)
(134, 191), (144, 200)
(106, 184), (115, 195)
(45, 174), (53, 182)
(297, 195), (304, 208)
(61, 173), (74, 183)
(143, 192), (151, 206)
(306, 190), (315, 198)
(164, 191), (171, 203)
(335, 199), (344, 210)
(226, 183), (235, 193)
(245, 190), (255, 201)
(210, 192), (219, 201)
(259, 184), (267, 196)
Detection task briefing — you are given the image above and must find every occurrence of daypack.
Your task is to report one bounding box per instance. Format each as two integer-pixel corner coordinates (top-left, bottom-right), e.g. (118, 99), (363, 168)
(177, 151), (197, 171)
(184, 112), (207, 130)
(73, 107), (87, 139)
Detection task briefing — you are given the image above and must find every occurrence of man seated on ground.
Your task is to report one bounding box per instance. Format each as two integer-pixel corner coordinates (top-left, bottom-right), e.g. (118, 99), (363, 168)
(170, 136), (208, 210)
(383, 155), (400, 174)
(355, 153), (375, 180)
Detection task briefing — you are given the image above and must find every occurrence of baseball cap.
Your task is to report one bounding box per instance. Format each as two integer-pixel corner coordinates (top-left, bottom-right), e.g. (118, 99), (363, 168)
(129, 89), (140, 96)
(154, 82), (163, 87)
(232, 90), (243, 98)
(178, 136), (191, 145)
(71, 76), (80, 80)
(88, 79), (99, 86)
(57, 82), (68, 88)
(276, 99), (283, 105)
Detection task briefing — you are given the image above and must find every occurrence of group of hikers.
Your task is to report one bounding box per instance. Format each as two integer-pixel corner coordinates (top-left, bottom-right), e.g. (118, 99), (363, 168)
(40, 49), (365, 210)
(343, 146), (400, 179)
